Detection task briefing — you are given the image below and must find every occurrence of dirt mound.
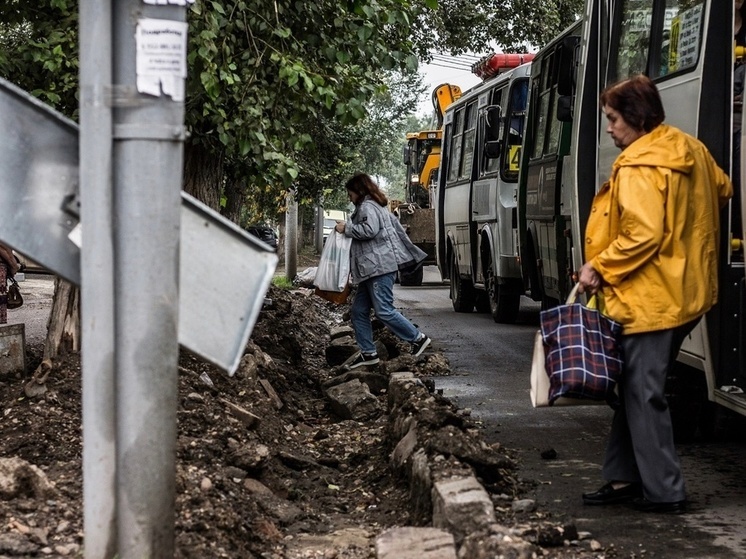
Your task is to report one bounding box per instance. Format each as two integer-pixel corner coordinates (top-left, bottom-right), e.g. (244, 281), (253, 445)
(0, 284), (593, 558)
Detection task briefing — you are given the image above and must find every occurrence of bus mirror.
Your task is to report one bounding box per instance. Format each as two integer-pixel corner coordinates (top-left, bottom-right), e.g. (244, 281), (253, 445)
(556, 95), (573, 122)
(486, 105), (502, 125)
(402, 144), (411, 165)
(484, 105), (503, 142)
(484, 140), (502, 159)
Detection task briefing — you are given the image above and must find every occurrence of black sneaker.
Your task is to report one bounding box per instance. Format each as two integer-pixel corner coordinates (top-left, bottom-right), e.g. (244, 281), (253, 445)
(411, 335), (431, 357)
(347, 352), (380, 370)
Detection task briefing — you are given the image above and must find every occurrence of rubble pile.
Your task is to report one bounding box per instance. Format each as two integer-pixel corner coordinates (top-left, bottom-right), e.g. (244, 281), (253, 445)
(0, 284), (604, 558)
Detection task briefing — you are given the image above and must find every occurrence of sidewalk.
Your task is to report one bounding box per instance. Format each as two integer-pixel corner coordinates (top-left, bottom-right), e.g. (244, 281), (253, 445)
(4, 273), (55, 346)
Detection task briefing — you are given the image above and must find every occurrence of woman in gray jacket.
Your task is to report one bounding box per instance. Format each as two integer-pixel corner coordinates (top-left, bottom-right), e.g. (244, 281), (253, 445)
(335, 173), (431, 369)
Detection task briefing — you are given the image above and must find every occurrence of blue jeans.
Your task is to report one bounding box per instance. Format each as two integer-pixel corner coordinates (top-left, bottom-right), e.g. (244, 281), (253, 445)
(350, 272), (420, 354)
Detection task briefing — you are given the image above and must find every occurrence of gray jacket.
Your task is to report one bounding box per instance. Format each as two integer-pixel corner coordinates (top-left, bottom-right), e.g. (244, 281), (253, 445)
(345, 197), (427, 284)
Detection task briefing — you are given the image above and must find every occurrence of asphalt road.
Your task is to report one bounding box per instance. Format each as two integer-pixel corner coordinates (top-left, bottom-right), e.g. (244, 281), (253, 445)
(396, 266), (746, 559)
(8, 270), (746, 557)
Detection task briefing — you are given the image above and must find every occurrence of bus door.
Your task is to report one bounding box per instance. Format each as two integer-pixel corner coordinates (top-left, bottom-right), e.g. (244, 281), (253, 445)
(603, 0), (745, 413)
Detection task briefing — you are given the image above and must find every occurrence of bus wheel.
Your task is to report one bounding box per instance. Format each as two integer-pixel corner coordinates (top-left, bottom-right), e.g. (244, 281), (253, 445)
(449, 252), (475, 312)
(486, 265), (521, 324)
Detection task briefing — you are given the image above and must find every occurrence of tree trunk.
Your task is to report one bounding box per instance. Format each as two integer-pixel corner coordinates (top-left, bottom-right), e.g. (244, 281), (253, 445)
(44, 277), (80, 361)
(183, 141), (223, 210)
(284, 191), (298, 281)
(222, 176), (246, 224)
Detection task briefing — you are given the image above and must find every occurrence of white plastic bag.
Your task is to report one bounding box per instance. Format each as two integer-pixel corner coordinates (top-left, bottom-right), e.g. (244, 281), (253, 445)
(313, 231), (351, 292)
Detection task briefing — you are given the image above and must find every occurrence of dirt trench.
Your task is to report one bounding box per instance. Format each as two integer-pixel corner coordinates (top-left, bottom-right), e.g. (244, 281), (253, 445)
(0, 277), (603, 558)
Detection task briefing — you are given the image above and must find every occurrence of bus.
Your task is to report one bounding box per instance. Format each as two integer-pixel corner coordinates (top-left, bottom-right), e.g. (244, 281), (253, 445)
(562, 0), (744, 435)
(517, 20), (585, 310)
(434, 56), (534, 323)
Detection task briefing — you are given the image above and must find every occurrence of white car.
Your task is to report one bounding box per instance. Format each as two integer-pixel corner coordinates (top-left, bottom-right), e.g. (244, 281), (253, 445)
(322, 210), (347, 243)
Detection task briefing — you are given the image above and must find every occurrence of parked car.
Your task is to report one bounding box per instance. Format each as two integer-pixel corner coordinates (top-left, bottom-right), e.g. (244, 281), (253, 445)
(247, 225), (278, 250)
(322, 210), (347, 243)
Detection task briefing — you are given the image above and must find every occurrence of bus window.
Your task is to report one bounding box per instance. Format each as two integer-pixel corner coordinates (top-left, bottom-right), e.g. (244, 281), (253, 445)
(530, 52), (565, 159)
(448, 109), (464, 183)
(461, 103), (477, 180)
(531, 57), (552, 159)
(546, 93), (563, 155)
(658, 0), (704, 77)
(614, 0), (704, 81)
(616, 0), (652, 79)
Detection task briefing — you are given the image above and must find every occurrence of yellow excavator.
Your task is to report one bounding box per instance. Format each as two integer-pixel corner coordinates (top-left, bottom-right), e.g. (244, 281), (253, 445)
(393, 83), (461, 286)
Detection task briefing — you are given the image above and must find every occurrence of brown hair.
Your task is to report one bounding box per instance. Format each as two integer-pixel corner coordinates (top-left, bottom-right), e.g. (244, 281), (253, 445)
(344, 173), (388, 207)
(600, 74), (665, 133)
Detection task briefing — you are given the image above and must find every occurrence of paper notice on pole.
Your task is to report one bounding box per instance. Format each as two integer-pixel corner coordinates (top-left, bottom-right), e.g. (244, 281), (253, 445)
(135, 19), (188, 101)
(143, 1), (195, 6)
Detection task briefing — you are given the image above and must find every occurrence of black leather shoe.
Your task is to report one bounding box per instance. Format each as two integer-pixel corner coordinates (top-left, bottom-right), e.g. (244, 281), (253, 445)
(582, 482), (642, 505)
(631, 497), (687, 514)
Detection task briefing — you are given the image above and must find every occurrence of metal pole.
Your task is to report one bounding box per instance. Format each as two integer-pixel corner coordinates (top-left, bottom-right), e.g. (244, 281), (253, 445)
(112, 1), (186, 556)
(79, 1), (117, 557)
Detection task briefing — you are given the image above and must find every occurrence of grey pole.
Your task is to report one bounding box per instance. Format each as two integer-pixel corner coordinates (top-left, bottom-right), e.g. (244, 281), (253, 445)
(79, 1), (117, 557)
(112, 1), (186, 556)
(285, 190), (298, 281)
(315, 203), (324, 253)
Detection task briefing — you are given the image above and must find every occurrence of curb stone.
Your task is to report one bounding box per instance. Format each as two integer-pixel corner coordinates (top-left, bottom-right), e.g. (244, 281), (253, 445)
(377, 369), (568, 558)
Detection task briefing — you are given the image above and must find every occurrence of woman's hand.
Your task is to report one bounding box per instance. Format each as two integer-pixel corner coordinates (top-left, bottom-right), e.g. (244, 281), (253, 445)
(577, 262), (601, 295)
(334, 221), (345, 234)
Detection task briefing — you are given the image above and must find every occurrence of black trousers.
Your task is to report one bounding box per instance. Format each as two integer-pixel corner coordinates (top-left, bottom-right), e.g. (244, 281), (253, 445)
(601, 318), (699, 502)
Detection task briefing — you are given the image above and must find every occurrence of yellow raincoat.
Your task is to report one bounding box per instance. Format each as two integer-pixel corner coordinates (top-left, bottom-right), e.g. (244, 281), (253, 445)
(585, 124), (733, 334)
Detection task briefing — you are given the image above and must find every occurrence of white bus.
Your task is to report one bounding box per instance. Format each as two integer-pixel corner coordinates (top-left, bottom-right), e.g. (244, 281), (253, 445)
(566, 0), (745, 436)
(435, 56), (533, 323)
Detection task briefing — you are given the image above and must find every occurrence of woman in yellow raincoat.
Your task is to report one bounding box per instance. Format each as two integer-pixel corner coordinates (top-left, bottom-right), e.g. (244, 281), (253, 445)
(578, 75), (732, 514)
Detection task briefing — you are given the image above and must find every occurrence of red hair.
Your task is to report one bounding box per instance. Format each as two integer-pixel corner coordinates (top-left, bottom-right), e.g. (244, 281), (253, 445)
(600, 74), (665, 132)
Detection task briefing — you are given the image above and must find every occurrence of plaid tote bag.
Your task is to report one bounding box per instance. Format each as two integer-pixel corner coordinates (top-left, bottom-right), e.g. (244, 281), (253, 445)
(539, 285), (623, 405)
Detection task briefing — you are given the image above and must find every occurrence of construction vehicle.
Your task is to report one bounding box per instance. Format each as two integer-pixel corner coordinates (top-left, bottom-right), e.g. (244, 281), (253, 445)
(434, 53), (535, 322)
(393, 83), (461, 286)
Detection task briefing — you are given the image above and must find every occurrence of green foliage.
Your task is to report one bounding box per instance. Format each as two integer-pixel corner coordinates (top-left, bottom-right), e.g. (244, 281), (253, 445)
(0, 1), (79, 118)
(0, 0), (585, 220)
(499, 0), (585, 49)
(186, 0), (422, 196)
(415, 0), (585, 55)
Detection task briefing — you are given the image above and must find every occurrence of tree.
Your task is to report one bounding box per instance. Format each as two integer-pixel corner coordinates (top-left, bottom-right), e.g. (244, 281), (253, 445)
(0, 0), (585, 217)
(0, 0), (586, 354)
(0, 2), (79, 117)
(184, 1), (423, 218)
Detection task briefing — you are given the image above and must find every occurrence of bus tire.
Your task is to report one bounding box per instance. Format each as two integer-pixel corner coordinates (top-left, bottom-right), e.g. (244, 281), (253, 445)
(450, 252), (475, 313)
(486, 265), (521, 324)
